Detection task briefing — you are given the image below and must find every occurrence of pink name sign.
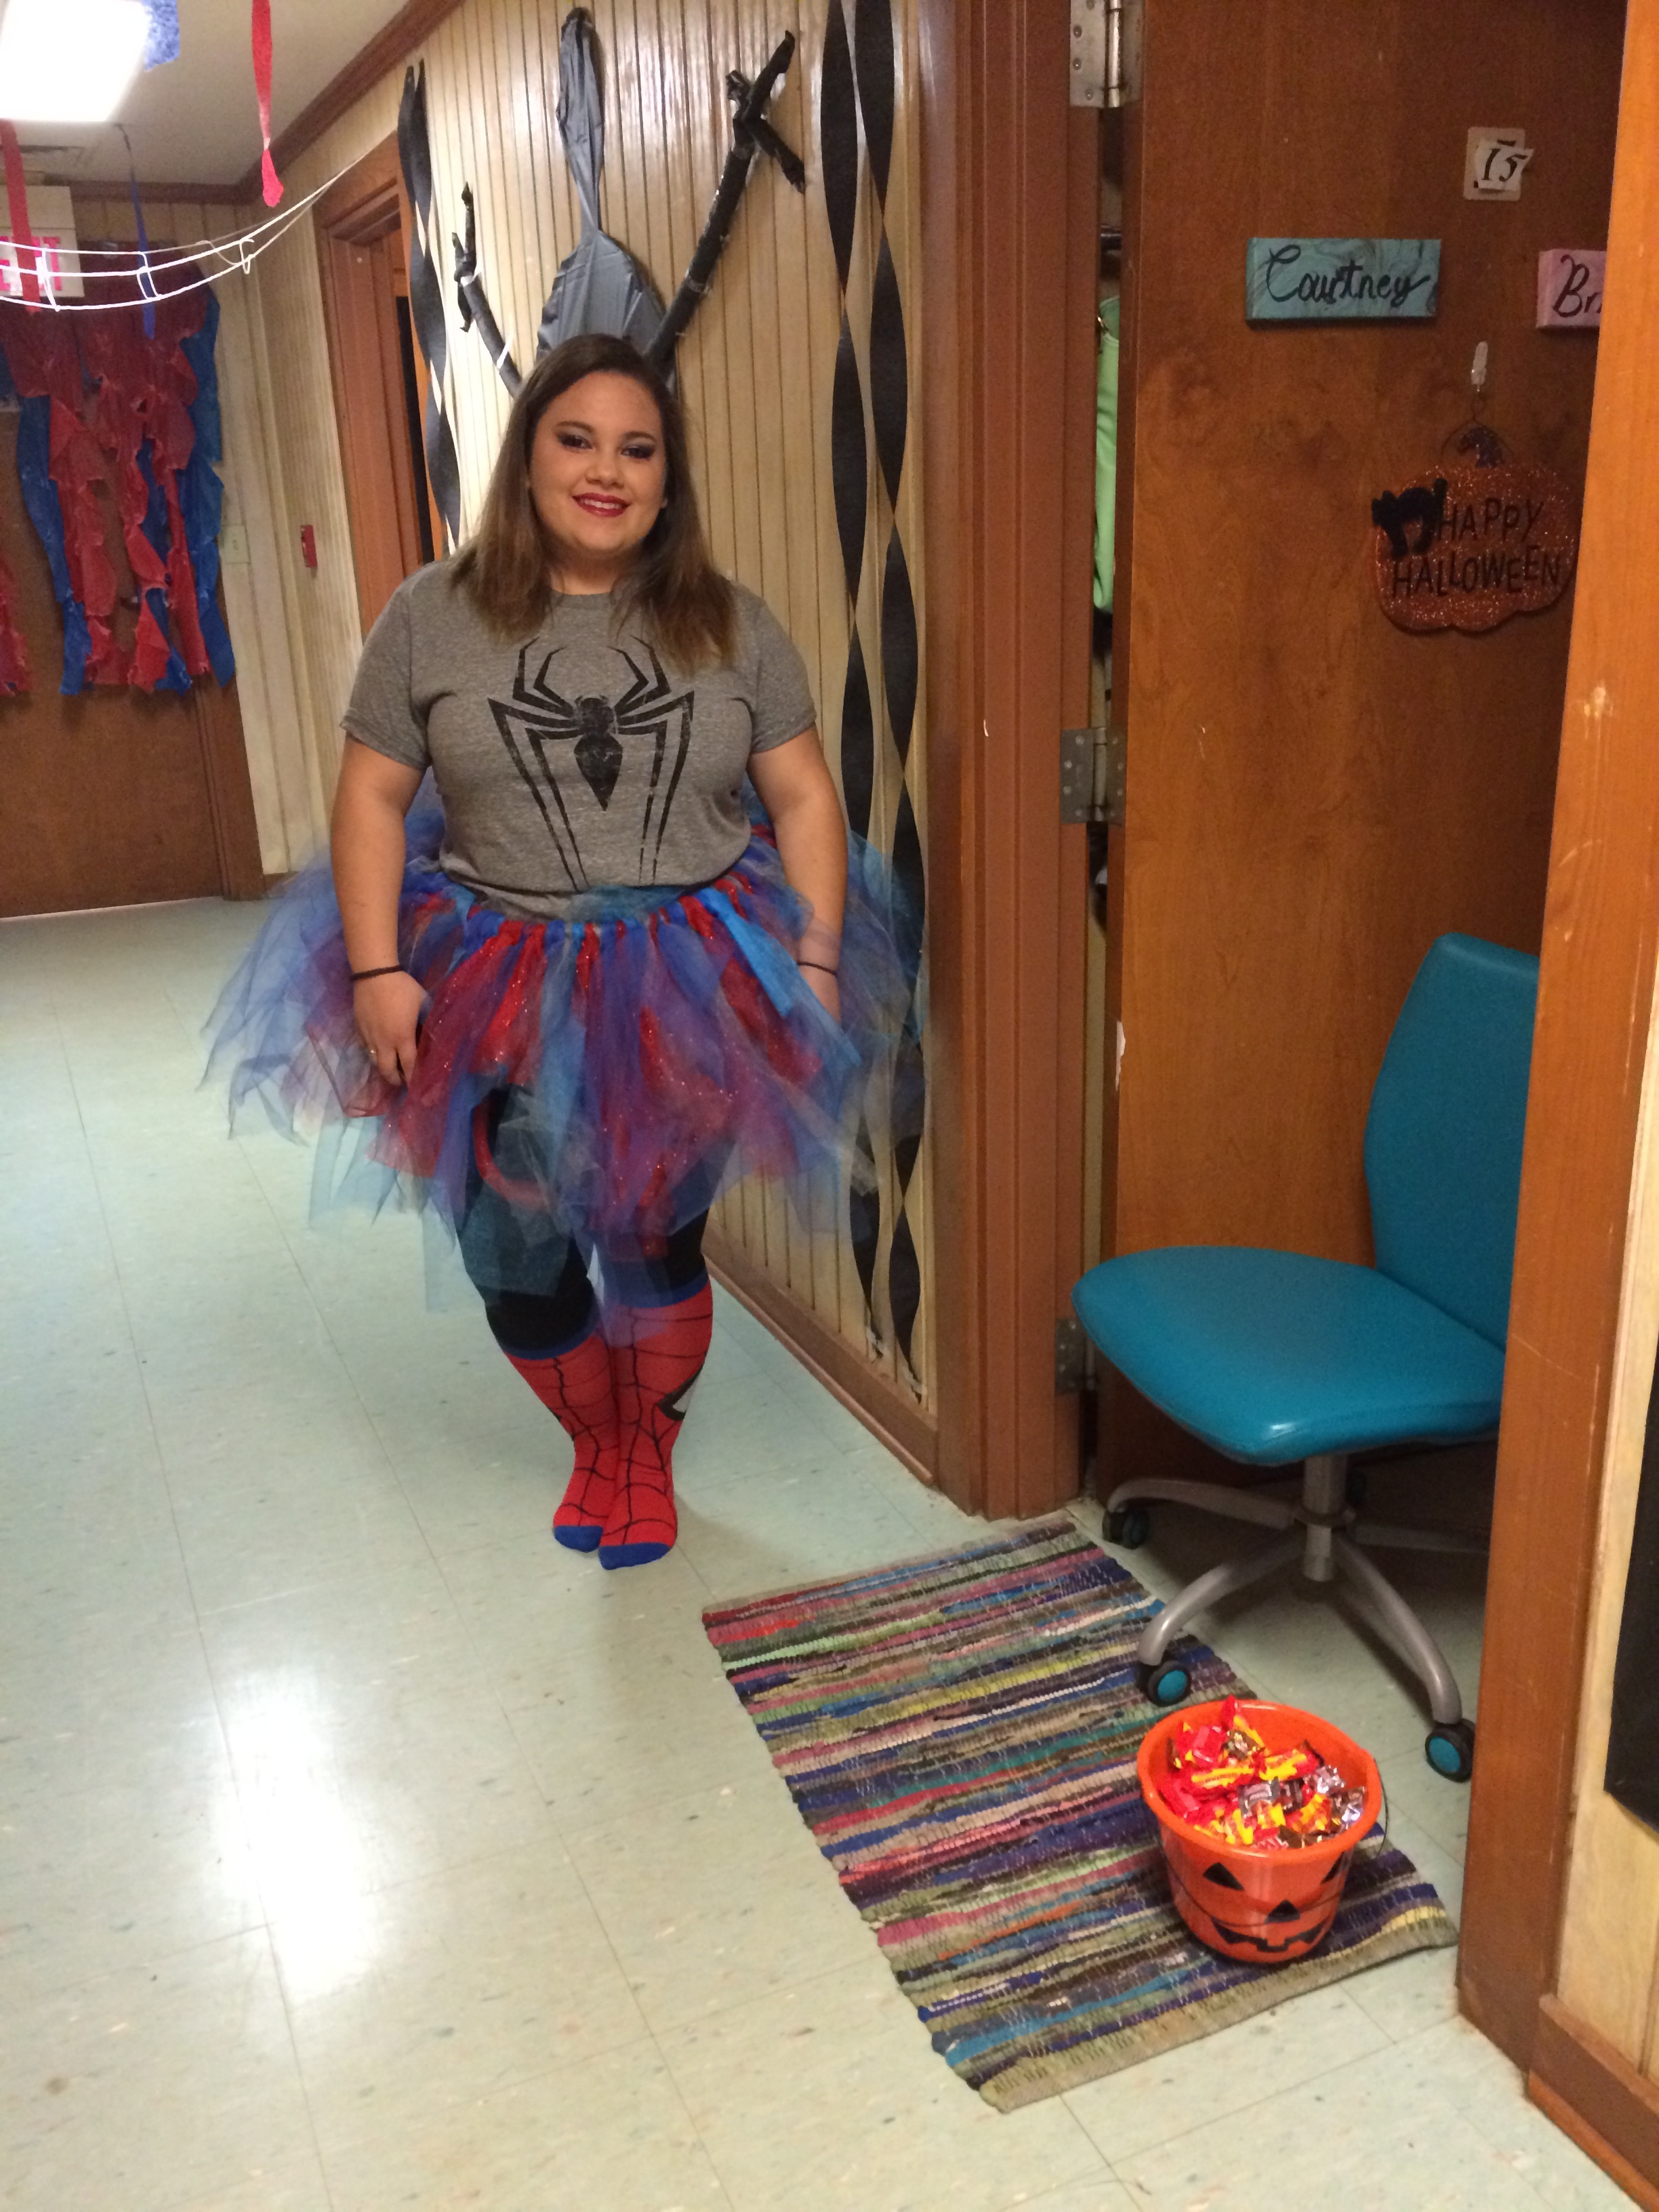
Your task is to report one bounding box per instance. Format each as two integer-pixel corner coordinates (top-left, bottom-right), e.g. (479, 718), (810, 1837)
(1537, 249), (1605, 329)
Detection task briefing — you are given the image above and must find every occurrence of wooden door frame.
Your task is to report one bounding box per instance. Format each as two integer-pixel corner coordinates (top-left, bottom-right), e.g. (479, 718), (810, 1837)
(916, 0), (1100, 1517)
(1456, 1), (1659, 2190)
(314, 137), (440, 632)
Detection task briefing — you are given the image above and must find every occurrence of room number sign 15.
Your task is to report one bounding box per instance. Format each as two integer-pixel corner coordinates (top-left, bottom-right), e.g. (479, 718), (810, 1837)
(1246, 238), (1440, 323)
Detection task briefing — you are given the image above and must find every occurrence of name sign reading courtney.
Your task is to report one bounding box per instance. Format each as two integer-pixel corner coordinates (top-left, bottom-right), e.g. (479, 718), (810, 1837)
(1536, 249), (1604, 329)
(1246, 238), (1439, 323)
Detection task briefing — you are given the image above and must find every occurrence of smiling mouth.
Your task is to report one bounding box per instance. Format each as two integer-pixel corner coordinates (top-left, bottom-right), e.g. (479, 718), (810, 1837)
(574, 495), (628, 518)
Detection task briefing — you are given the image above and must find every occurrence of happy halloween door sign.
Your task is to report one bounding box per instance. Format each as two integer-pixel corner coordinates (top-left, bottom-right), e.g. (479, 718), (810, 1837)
(1370, 457), (1579, 632)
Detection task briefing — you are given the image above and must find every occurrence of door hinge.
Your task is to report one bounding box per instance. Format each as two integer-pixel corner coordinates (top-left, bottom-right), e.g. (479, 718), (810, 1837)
(1060, 725), (1126, 826)
(1069, 0), (1107, 107)
(1056, 1315), (1094, 1395)
(1073, 0), (1140, 106)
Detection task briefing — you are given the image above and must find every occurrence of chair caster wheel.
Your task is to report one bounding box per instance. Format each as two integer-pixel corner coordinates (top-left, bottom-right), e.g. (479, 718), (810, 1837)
(1425, 1719), (1475, 1782)
(1136, 1658), (1192, 1707)
(1109, 1505), (1151, 1549)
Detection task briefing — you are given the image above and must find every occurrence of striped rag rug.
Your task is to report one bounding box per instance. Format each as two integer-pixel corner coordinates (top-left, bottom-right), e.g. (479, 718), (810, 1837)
(702, 1517), (1455, 2110)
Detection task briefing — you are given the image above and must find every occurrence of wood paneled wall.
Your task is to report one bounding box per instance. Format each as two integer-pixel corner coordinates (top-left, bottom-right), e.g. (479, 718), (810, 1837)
(240, 0), (934, 1404)
(1113, 3), (1626, 1276)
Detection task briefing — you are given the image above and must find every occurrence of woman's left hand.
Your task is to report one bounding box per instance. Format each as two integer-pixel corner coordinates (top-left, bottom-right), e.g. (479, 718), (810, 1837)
(800, 964), (841, 1024)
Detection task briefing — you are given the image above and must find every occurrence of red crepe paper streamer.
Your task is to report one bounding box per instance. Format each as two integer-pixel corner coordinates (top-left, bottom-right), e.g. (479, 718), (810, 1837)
(0, 552), (32, 693)
(251, 0), (283, 206)
(1, 122), (41, 310)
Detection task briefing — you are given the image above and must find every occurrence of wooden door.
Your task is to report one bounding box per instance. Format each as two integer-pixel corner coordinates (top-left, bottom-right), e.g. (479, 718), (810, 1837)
(1098, 0), (1626, 1488)
(316, 140), (438, 637)
(0, 411), (261, 920)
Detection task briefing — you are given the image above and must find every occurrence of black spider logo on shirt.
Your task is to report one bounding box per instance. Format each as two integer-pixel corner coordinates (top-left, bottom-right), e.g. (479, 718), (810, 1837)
(489, 642), (695, 888)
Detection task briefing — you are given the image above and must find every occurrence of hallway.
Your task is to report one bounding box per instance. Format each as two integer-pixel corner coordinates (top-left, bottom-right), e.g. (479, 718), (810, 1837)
(0, 901), (1619, 2210)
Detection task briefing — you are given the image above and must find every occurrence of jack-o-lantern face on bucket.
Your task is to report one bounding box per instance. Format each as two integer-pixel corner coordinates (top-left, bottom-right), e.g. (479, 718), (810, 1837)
(1162, 1838), (1354, 1964)
(1136, 1700), (1381, 1969)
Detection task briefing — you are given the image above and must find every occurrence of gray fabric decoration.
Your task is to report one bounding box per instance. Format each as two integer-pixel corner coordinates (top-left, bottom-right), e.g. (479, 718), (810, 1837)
(535, 9), (665, 359)
(455, 13), (800, 390)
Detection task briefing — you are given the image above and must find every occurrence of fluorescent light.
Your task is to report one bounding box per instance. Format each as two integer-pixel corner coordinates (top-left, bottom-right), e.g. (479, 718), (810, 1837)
(0, 0), (148, 125)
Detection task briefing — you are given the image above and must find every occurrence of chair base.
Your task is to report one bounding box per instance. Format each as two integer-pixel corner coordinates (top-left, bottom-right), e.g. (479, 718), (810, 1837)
(1107, 1452), (1469, 1730)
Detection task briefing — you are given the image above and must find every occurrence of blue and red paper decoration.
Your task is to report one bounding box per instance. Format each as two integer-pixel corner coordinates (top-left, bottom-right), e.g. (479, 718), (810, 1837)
(0, 278), (235, 697)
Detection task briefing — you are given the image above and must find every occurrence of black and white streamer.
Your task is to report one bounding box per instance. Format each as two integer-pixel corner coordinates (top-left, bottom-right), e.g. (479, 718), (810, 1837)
(397, 63), (463, 551)
(821, 0), (927, 1390)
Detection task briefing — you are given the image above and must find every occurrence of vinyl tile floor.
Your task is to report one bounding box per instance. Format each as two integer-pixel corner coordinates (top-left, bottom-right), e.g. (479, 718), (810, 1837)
(0, 898), (1625, 2212)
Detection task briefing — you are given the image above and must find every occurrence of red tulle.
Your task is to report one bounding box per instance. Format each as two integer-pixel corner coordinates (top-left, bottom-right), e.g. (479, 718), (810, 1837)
(474, 925), (548, 1085)
(207, 821), (914, 1281)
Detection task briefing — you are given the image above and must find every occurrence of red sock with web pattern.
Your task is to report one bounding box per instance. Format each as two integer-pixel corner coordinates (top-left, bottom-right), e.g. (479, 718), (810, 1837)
(502, 1320), (620, 1551)
(598, 1281), (712, 1569)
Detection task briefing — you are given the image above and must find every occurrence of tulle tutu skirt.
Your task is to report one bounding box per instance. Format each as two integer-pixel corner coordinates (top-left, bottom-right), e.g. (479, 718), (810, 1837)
(205, 798), (909, 1288)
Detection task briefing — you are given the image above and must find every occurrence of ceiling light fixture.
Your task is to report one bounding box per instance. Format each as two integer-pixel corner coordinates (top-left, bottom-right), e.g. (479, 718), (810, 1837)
(0, 0), (148, 126)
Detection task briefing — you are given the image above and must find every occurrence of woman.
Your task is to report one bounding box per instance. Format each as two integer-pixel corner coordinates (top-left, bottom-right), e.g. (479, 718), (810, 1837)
(211, 333), (903, 1571)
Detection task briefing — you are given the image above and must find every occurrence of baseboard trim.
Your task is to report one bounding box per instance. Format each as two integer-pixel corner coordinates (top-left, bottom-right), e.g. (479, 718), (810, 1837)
(703, 1225), (939, 1485)
(1529, 1995), (1659, 2206)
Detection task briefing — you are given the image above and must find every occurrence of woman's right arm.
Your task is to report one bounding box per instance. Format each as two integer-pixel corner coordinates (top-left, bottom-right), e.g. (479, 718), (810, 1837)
(331, 735), (428, 1087)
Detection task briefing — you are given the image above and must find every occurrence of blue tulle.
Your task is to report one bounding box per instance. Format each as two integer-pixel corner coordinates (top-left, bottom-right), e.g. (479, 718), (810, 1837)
(205, 794), (914, 1290)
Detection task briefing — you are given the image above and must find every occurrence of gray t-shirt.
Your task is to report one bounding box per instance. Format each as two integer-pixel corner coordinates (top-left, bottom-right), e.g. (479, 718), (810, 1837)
(344, 564), (817, 918)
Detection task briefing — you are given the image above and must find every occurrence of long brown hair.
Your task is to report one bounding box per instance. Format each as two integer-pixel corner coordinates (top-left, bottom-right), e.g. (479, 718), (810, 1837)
(451, 333), (735, 669)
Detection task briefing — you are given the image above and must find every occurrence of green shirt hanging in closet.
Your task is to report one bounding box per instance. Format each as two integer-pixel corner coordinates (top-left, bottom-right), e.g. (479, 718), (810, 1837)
(1094, 297), (1120, 613)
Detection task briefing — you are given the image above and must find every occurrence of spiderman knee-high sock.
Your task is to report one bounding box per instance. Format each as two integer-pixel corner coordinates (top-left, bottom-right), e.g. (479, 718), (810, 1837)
(598, 1213), (713, 1570)
(482, 1244), (619, 1553)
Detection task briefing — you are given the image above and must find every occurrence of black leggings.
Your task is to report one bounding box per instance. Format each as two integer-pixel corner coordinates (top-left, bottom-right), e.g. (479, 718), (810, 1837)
(478, 1212), (711, 1358)
(462, 1090), (711, 1357)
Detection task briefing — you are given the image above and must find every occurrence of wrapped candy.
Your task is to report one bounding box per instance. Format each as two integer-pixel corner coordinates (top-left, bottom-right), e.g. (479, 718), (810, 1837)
(1155, 1697), (1368, 1849)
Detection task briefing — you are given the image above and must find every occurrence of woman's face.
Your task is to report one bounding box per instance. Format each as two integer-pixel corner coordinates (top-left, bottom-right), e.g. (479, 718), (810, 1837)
(527, 371), (668, 591)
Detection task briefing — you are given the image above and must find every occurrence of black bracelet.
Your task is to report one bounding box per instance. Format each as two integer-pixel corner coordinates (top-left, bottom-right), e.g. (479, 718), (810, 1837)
(798, 960), (840, 977)
(349, 964), (404, 984)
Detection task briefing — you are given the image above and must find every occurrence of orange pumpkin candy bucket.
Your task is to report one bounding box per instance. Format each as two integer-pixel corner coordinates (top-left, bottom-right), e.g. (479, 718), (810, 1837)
(1136, 1698), (1384, 1964)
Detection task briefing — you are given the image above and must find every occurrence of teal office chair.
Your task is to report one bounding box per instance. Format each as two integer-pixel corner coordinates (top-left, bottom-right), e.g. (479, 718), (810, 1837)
(1072, 933), (1538, 1781)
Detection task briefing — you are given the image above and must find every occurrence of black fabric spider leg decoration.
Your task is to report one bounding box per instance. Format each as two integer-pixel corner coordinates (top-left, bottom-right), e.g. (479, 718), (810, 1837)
(644, 33), (805, 371)
(453, 184), (523, 395)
